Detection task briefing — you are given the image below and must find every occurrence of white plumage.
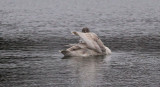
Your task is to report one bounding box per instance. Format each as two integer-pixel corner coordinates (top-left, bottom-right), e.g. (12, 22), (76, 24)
(60, 32), (111, 57)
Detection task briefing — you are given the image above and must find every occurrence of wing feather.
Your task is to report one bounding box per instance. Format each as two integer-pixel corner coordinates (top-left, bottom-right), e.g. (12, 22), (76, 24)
(73, 32), (102, 53)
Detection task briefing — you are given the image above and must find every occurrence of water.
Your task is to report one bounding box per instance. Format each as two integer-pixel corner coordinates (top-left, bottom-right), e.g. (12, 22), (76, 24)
(0, 0), (160, 87)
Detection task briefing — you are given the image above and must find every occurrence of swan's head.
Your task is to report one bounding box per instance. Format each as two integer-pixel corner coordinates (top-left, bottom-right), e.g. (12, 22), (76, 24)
(82, 27), (90, 33)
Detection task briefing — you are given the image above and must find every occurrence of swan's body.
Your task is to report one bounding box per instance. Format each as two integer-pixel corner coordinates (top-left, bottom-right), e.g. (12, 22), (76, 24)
(60, 32), (111, 57)
(61, 44), (111, 57)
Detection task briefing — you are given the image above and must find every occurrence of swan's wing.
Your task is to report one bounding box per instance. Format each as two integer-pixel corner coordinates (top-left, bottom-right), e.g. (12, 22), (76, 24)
(91, 33), (106, 52)
(66, 43), (87, 51)
(65, 44), (78, 47)
(72, 32), (102, 53)
(65, 43), (87, 48)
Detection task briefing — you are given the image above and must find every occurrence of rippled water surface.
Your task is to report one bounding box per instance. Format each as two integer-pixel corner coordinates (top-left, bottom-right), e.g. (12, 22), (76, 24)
(0, 0), (160, 87)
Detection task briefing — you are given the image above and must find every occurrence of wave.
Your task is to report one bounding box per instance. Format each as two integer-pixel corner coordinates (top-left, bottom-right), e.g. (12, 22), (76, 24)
(0, 35), (160, 52)
(103, 35), (160, 52)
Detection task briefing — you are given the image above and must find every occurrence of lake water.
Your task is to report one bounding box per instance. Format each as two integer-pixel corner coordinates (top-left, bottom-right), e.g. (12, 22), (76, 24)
(0, 0), (160, 87)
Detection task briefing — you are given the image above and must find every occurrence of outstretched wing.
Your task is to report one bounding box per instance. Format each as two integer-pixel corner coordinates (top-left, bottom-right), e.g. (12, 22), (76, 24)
(72, 32), (102, 53)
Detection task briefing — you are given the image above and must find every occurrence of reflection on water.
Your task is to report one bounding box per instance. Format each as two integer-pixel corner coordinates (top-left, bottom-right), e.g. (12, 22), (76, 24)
(1, 51), (160, 87)
(62, 56), (111, 87)
(0, 52), (111, 87)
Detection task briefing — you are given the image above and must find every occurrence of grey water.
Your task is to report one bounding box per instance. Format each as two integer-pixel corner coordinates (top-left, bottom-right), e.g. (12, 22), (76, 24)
(0, 0), (160, 87)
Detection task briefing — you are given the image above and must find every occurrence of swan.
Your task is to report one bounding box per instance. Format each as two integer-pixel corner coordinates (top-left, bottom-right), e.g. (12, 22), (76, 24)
(60, 43), (111, 57)
(60, 28), (111, 57)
